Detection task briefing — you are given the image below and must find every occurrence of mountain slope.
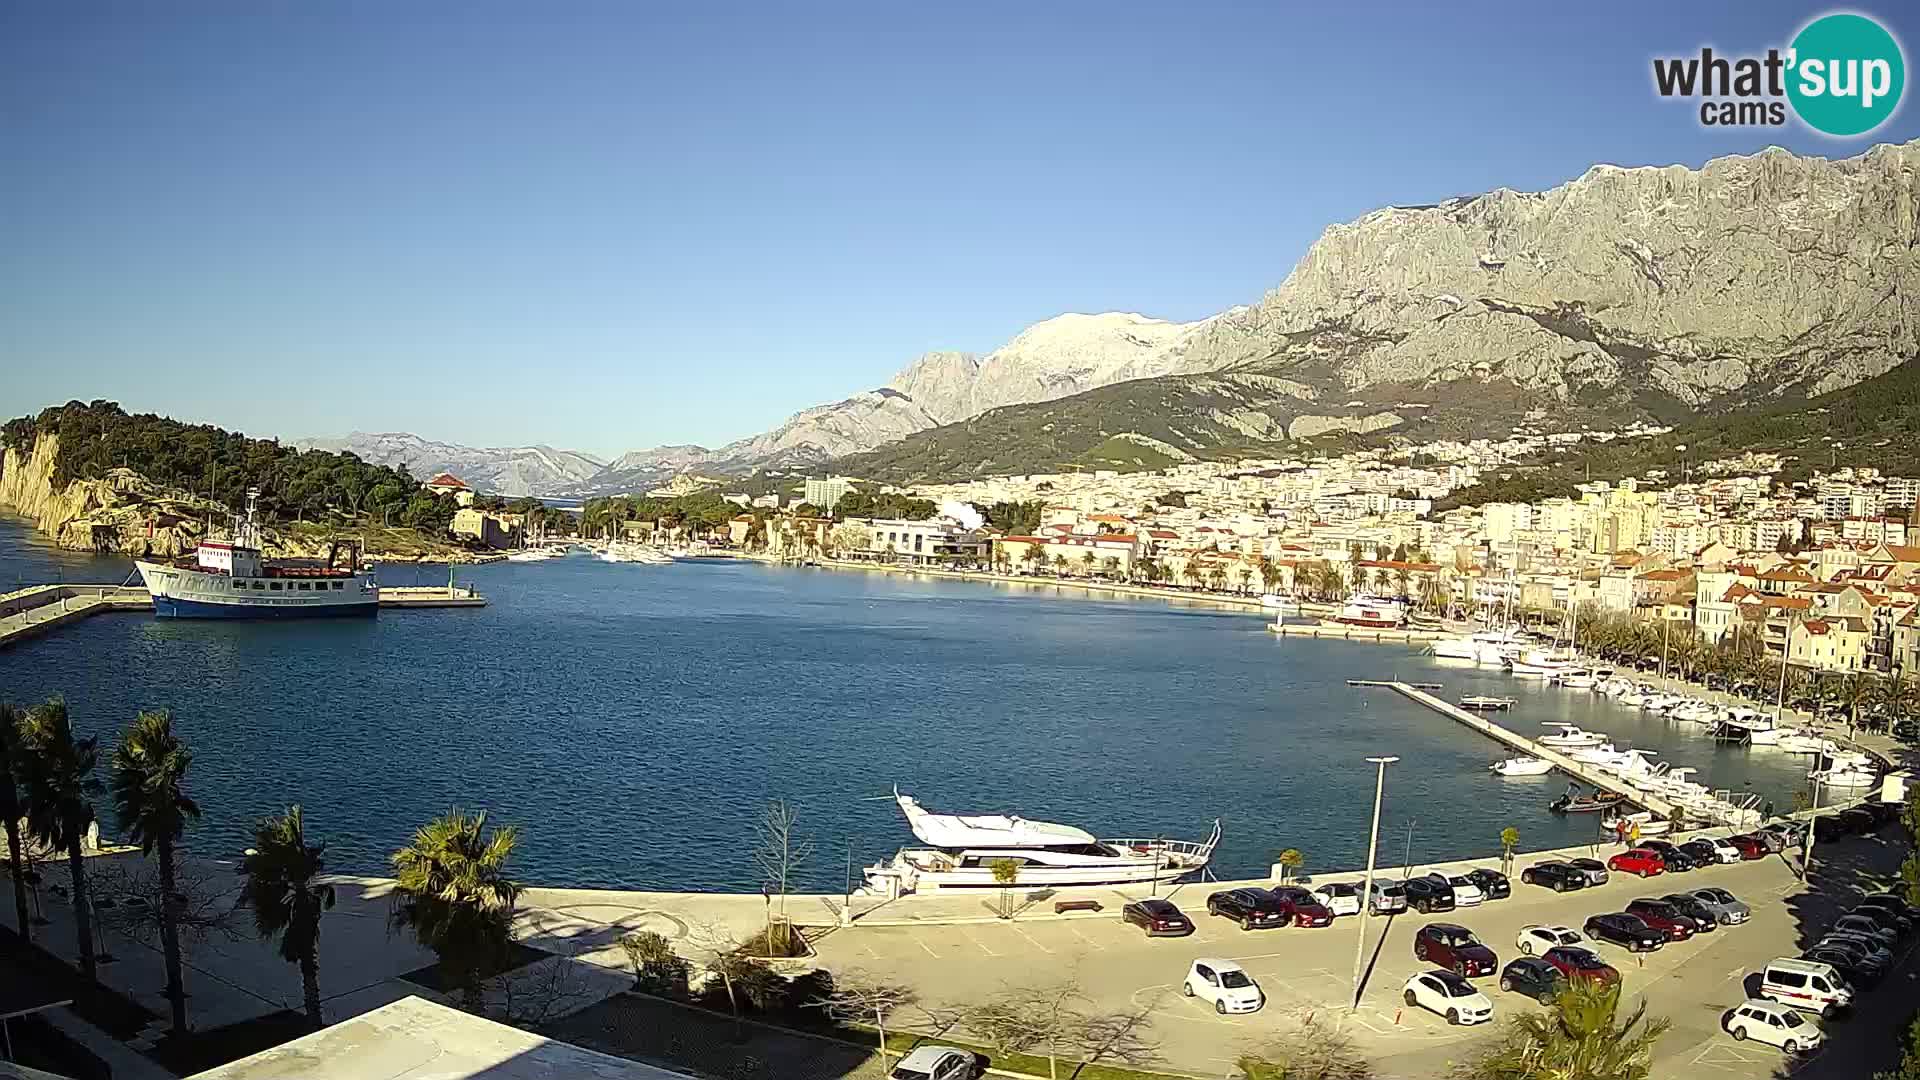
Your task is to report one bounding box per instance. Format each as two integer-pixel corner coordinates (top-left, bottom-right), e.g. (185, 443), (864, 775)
(1432, 355), (1920, 511)
(295, 432), (606, 496)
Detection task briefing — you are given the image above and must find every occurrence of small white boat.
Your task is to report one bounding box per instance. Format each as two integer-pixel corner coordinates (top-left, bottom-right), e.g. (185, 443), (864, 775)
(1460, 695), (1517, 711)
(1777, 729), (1839, 755)
(1490, 757), (1554, 777)
(1811, 765), (1879, 788)
(1600, 810), (1671, 837)
(1566, 741), (1629, 764)
(1557, 668), (1598, 690)
(1538, 723), (1607, 749)
(1261, 594), (1302, 613)
(1508, 649), (1575, 679)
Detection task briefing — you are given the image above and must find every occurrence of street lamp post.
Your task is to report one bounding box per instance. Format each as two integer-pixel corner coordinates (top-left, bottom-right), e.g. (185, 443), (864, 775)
(1351, 755), (1399, 1011)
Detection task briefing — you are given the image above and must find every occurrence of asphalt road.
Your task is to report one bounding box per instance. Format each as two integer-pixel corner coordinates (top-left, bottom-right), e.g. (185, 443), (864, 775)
(811, 825), (1917, 1079)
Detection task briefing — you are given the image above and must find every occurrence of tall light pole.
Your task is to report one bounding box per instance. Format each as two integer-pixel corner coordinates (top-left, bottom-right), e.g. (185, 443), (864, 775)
(1351, 755), (1399, 1011)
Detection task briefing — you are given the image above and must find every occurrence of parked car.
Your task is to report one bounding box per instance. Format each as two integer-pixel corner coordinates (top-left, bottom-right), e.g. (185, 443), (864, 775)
(1520, 861), (1587, 893)
(1865, 801), (1902, 827)
(1498, 957), (1567, 1003)
(1542, 945), (1620, 986)
(1698, 836), (1744, 864)
(1464, 868), (1511, 900)
(1445, 874), (1486, 907)
(1206, 888), (1292, 930)
(1641, 840), (1700, 873)
(1367, 880), (1409, 916)
(1583, 913), (1667, 952)
(1183, 958), (1264, 1014)
(1626, 898), (1700, 940)
(1762, 820), (1808, 849)
(1802, 943), (1884, 986)
(1813, 815), (1848, 843)
(1723, 998), (1825, 1054)
(1748, 828), (1788, 854)
(1818, 932), (1894, 972)
(1402, 970), (1493, 1025)
(1268, 886), (1335, 927)
(1863, 891), (1920, 920)
(1403, 874), (1457, 914)
(1312, 882), (1361, 918)
(1517, 924), (1585, 956)
(888, 1046), (982, 1080)
(1830, 914), (1898, 949)
(1659, 893), (1721, 932)
(1413, 923), (1498, 977)
(1607, 849), (1668, 878)
(1854, 896), (1918, 931)
(1837, 808), (1879, 835)
(1727, 833), (1770, 860)
(1687, 887), (1752, 926)
(1121, 898), (1193, 937)
(1567, 858), (1611, 886)
(1677, 839), (1723, 866)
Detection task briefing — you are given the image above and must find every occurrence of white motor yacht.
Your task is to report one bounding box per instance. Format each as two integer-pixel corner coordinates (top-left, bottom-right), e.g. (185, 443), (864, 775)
(1714, 708), (1781, 745)
(1668, 700), (1718, 725)
(1566, 741), (1629, 764)
(1538, 723), (1608, 749)
(1508, 649), (1575, 678)
(1809, 751), (1880, 789)
(1490, 757), (1555, 777)
(861, 790), (1221, 895)
(1777, 729), (1840, 755)
(1431, 627), (1526, 662)
(1557, 668), (1598, 690)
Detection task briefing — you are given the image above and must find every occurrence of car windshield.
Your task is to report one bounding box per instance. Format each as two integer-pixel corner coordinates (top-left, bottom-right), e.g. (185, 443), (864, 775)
(1448, 876), (1473, 888)
(1555, 929), (1580, 943)
(1441, 977), (1478, 997)
(1566, 952), (1605, 969)
(1141, 901), (1174, 915)
(1377, 884), (1404, 896)
(1778, 1010), (1807, 1028)
(1219, 971), (1253, 989)
(1442, 929), (1475, 946)
(891, 1070), (933, 1080)
(1704, 889), (1733, 903)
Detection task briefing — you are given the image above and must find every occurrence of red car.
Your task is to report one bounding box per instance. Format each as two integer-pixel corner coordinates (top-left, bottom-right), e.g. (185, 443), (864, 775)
(1727, 833), (1769, 860)
(1413, 923), (1499, 977)
(1541, 945), (1620, 986)
(1268, 886), (1335, 927)
(1624, 898), (1698, 941)
(1607, 848), (1667, 878)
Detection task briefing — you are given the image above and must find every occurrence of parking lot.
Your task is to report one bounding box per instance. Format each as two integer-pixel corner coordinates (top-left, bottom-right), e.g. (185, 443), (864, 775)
(811, 823), (1917, 1078)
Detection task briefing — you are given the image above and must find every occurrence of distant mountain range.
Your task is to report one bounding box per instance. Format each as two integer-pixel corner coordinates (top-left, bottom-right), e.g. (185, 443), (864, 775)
(311, 140), (1920, 494)
(291, 432), (606, 497)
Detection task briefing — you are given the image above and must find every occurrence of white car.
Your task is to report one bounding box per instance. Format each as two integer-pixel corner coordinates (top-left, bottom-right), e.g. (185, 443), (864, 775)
(888, 1045), (981, 1080)
(1402, 970), (1493, 1025)
(1183, 958), (1263, 1015)
(1724, 998), (1825, 1053)
(1313, 882), (1362, 917)
(1517, 924), (1585, 956)
(1701, 837), (1743, 864)
(1446, 874), (1485, 907)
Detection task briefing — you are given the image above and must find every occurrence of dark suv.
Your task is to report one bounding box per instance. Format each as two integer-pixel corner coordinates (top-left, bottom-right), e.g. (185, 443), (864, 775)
(1403, 873), (1457, 914)
(1206, 888), (1291, 930)
(1413, 923), (1498, 977)
(1641, 840), (1700, 873)
(1658, 892), (1719, 932)
(1583, 912), (1666, 952)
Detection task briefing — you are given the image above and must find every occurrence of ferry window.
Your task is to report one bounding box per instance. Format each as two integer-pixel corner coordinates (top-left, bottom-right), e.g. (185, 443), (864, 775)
(269, 582), (282, 591)
(332, 582), (344, 590)
(297, 583), (310, 590)
(253, 582), (265, 590)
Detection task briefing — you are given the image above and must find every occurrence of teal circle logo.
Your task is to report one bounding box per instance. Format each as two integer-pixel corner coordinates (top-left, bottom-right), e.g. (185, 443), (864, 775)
(1787, 13), (1905, 136)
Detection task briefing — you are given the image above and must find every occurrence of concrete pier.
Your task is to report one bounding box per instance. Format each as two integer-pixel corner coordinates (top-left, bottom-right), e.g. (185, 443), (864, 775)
(377, 585), (488, 608)
(1381, 680), (1679, 817)
(1267, 622), (1442, 644)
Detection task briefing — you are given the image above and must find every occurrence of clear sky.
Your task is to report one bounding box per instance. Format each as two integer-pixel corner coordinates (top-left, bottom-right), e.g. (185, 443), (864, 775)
(3, 2), (1915, 459)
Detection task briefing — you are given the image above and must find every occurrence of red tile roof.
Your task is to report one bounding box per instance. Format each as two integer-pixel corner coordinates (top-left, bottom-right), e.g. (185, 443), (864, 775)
(426, 473), (469, 489)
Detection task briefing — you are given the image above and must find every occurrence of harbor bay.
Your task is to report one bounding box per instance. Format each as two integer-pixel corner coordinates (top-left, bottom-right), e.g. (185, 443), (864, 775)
(0, 518), (1820, 894)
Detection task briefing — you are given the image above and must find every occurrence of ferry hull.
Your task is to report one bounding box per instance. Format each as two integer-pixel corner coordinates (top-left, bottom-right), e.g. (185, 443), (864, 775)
(152, 595), (378, 619)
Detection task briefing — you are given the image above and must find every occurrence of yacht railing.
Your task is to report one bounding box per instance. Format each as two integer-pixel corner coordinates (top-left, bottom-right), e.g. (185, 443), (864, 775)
(1106, 820), (1223, 862)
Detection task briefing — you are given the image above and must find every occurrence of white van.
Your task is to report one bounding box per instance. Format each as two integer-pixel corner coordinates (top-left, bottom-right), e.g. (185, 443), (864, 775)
(1759, 958), (1852, 1018)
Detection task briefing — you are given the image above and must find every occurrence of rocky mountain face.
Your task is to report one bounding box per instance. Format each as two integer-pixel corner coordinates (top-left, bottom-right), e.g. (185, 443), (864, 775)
(294, 432), (606, 496)
(1175, 141), (1920, 413)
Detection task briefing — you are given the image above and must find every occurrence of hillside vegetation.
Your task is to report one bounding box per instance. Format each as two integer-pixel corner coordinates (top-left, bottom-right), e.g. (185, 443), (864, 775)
(1433, 356), (1920, 511)
(1, 400), (458, 530)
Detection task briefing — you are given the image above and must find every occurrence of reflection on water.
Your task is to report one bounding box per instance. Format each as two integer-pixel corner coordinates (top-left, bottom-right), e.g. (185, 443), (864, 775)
(0, 521), (1822, 890)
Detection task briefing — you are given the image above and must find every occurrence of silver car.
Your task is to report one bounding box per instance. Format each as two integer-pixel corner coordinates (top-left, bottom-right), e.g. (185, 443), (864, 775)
(1689, 887), (1752, 925)
(1368, 880), (1409, 915)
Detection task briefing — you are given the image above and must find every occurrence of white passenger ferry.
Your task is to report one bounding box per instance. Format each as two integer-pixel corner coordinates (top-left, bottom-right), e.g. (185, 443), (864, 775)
(134, 490), (378, 618)
(861, 790), (1220, 896)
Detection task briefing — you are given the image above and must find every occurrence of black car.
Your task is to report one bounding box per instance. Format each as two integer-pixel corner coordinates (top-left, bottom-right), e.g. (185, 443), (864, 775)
(1520, 861), (1588, 893)
(1121, 898), (1193, 937)
(1640, 841), (1699, 873)
(1813, 815), (1848, 843)
(1857, 894), (1920, 927)
(1498, 957), (1566, 1003)
(1465, 868), (1511, 900)
(1837, 807), (1879, 835)
(1659, 892), (1720, 931)
(1804, 945), (1883, 987)
(1865, 801), (1903, 827)
(1206, 888), (1291, 930)
(1678, 839), (1723, 866)
(1403, 874), (1457, 914)
(1583, 913), (1666, 952)
(1847, 903), (1912, 937)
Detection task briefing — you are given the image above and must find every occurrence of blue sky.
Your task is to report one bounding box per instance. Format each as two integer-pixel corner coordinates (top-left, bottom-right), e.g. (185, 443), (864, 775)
(2, 2), (1915, 458)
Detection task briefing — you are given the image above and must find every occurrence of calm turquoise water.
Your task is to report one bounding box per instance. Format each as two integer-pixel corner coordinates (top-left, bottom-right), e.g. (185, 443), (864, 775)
(0, 518), (1816, 892)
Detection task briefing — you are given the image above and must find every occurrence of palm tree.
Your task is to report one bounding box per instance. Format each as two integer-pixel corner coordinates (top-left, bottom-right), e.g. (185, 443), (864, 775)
(241, 806), (336, 1029)
(390, 809), (522, 1013)
(1466, 978), (1669, 1080)
(17, 698), (103, 982)
(1079, 551), (1096, 577)
(110, 710), (200, 1035)
(0, 703), (32, 937)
